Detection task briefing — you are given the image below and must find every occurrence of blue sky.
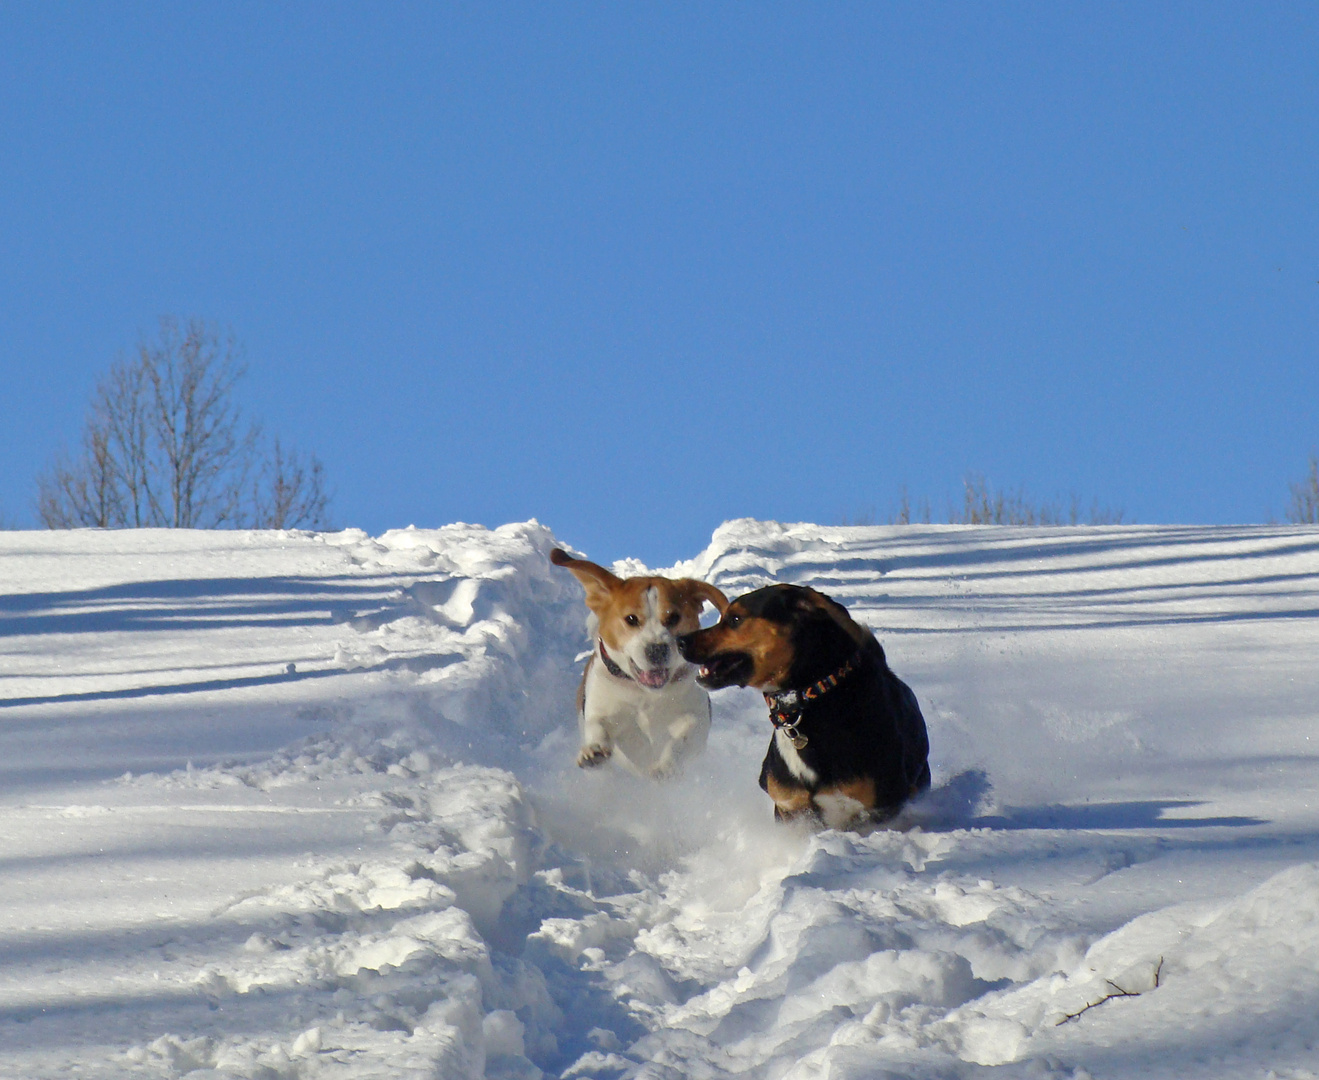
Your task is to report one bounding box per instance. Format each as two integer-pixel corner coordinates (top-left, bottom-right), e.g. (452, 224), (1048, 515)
(2, 2), (1316, 565)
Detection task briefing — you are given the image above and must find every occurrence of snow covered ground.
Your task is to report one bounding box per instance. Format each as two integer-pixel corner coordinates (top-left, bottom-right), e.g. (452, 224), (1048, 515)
(1, 519), (1317, 1079)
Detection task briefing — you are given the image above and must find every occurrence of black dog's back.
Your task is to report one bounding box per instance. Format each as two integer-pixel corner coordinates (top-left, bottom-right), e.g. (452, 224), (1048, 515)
(894, 674), (932, 796)
(758, 631), (930, 821)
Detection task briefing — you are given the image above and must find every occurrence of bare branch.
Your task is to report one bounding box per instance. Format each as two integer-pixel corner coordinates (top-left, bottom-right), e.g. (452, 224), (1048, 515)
(36, 404), (125, 528)
(252, 438), (333, 530)
(1055, 957), (1164, 1026)
(1287, 456), (1319, 524)
(93, 354), (152, 526)
(953, 474), (1126, 526)
(886, 475), (1125, 526)
(139, 317), (255, 529)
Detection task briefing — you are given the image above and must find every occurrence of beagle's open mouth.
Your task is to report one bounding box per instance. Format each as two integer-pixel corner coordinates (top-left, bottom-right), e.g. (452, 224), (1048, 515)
(631, 664), (671, 689)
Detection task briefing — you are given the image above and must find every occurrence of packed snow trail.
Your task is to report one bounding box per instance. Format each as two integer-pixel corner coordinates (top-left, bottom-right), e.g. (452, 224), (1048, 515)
(1, 521), (1318, 1078)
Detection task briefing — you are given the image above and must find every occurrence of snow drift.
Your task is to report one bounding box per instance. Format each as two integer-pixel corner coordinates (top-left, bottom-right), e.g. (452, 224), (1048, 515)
(1, 519), (1317, 1078)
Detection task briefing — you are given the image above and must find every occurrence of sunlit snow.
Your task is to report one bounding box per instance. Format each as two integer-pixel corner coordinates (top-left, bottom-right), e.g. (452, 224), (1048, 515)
(1, 520), (1317, 1078)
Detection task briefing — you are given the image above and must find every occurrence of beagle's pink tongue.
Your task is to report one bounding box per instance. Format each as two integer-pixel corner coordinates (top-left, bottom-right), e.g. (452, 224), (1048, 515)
(634, 668), (668, 688)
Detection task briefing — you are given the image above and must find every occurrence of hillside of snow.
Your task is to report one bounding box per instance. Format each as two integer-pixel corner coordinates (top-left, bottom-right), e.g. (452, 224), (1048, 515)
(1, 520), (1318, 1079)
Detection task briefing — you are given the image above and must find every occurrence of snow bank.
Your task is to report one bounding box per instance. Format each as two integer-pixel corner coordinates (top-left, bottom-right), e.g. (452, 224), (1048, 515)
(2, 520), (1318, 1078)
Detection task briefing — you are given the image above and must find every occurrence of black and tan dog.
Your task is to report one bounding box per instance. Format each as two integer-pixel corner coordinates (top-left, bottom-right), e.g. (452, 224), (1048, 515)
(677, 584), (930, 828)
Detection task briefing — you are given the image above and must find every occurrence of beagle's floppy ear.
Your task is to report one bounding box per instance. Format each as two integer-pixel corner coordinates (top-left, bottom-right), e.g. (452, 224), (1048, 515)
(550, 548), (622, 608)
(682, 579), (729, 615)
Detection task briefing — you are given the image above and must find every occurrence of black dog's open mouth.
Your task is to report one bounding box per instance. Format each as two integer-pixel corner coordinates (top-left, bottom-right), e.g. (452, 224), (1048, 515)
(695, 652), (752, 689)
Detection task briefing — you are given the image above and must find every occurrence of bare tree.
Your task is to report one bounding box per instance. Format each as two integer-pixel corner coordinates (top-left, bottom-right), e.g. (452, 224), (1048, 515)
(140, 318), (259, 527)
(1287, 456), (1319, 524)
(37, 317), (332, 531)
(251, 438), (332, 529)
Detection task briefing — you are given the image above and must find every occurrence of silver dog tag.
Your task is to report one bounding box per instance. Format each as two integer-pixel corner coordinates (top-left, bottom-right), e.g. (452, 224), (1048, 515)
(780, 721), (808, 750)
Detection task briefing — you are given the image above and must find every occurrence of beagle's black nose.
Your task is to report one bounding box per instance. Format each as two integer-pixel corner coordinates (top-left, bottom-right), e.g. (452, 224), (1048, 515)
(644, 641), (670, 667)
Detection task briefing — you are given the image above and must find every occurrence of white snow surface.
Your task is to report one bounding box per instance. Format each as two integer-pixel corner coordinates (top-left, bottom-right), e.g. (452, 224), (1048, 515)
(2, 519), (1318, 1079)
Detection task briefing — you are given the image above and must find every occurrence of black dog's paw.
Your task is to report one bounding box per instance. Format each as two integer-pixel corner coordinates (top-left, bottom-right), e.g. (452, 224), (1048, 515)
(577, 743), (612, 768)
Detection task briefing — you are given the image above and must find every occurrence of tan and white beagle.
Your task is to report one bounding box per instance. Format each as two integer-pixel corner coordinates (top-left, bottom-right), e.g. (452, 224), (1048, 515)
(550, 548), (727, 779)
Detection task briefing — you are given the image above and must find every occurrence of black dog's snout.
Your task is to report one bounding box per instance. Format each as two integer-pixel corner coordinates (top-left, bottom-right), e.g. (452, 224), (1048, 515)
(644, 641), (671, 667)
(680, 630), (712, 661)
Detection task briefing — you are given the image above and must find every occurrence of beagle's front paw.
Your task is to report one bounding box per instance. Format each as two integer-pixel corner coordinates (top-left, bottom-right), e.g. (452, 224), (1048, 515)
(577, 743), (612, 768)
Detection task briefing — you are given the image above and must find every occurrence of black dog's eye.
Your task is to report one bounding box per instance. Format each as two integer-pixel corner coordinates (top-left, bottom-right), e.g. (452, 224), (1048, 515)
(663, 610), (681, 628)
(725, 612), (743, 628)
(624, 613), (641, 627)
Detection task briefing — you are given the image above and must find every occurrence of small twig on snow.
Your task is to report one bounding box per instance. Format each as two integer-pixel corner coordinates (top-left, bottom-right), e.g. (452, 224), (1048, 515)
(1055, 956), (1164, 1026)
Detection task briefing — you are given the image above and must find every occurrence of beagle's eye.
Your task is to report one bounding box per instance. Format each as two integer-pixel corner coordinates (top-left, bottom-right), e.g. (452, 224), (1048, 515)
(624, 613), (641, 627)
(663, 610), (681, 629)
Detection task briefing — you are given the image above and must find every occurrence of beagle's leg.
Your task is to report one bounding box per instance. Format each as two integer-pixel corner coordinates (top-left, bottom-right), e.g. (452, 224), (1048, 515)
(647, 707), (706, 779)
(576, 656), (613, 767)
(578, 707), (614, 767)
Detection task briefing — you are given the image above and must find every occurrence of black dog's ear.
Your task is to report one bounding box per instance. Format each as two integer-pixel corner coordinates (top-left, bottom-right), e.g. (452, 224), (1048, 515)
(793, 587), (872, 647)
(787, 588), (834, 617)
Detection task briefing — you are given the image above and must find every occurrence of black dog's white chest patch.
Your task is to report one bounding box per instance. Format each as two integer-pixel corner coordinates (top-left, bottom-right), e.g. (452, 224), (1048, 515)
(775, 728), (818, 783)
